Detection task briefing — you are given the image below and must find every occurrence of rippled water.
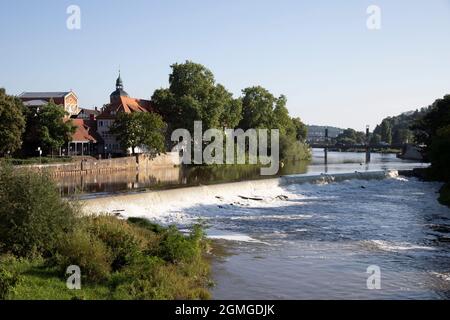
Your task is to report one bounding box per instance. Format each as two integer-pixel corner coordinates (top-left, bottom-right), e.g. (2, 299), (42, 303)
(81, 151), (450, 299)
(206, 177), (450, 299)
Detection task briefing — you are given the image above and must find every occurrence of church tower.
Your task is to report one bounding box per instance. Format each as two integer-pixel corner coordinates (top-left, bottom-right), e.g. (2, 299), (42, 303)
(110, 71), (129, 103)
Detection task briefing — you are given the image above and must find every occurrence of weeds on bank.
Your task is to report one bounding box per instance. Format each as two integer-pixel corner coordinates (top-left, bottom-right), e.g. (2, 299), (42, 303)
(0, 164), (211, 300)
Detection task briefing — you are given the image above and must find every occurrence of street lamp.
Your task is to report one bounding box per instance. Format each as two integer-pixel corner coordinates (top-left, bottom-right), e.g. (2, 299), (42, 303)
(37, 147), (42, 164)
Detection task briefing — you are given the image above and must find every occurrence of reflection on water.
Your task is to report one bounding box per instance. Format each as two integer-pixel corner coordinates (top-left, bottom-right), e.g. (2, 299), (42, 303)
(57, 149), (427, 196)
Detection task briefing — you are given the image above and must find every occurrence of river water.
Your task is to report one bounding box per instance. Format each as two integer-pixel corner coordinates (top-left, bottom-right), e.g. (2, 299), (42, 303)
(78, 150), (450, 299)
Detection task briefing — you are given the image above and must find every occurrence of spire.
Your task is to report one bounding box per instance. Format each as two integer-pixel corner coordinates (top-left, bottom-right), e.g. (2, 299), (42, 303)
(110, 70), (129, 100)
(116, 70), (123, 90)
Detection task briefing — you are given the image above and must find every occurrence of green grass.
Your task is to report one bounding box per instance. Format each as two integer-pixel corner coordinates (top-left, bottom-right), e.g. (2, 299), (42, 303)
(0, 217), (212, 300)
(0, 163), (212, 300)
(1, 256), (110, 300)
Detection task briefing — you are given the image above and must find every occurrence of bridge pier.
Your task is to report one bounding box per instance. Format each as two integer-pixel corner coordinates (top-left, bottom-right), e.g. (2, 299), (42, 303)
(324, 127), (329, 165)
(365, 125), (371, 163)
(365, 147), (371, 163)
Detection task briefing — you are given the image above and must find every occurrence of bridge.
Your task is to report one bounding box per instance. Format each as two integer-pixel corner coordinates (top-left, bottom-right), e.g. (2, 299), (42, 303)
(309, 143), (403, 150)
(309, 126), (405, 164)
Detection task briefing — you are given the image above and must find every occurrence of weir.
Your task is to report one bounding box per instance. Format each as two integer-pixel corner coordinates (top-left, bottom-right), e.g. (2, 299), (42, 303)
(82, 170), (403, 219)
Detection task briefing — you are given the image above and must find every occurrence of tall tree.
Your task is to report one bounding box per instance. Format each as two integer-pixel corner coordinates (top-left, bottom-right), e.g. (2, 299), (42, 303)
(109, 112), (166, 155)
(0, 88), (26, 156)
(413, 95), (450, 150)
(22, 101), (76, 156)
(380, 120), (392, 144)
(152, 61), (242, 137)
(239, 86), (310, 161)
(292, 117), (308, 141)
(239, 86), (278, 130)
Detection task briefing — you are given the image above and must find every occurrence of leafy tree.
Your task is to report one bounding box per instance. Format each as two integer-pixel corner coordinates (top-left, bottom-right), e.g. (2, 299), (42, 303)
(109, 112), (166, 155)
(428, 125), (450, 182)
(22, 101), (76, 156)
(39, 101), (76, 154)
(0, 88), (26, 156)
(336, 128), (365, 145)
(380, 120), (392, 144)
(239, 86), (278, 130)
(374, 108), (429, 146)
(370, 133), (381, 145)
(152, 61), (242, 137)
(0, 165), (77, 257)
(239, 86), (310, 160)
(292, 117), (308, 141)
(413, 95), (450, 151)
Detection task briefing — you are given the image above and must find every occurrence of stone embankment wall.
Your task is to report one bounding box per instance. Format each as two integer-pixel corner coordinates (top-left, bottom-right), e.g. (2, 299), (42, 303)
(16, 152), (181, 176)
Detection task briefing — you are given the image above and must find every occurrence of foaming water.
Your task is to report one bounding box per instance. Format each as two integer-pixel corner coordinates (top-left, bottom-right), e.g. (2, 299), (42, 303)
(83, 170), (450, 299)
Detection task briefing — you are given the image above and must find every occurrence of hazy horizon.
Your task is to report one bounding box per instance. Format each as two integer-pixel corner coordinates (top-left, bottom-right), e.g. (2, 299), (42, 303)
(1, 0), (449, 130)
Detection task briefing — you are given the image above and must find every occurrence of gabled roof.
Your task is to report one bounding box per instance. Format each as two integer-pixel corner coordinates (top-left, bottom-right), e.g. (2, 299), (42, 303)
(71, 119), (101, 143)
(19, 92), (72, 99)
(97, 96), (153, 119)
(78, 108), (100, 116)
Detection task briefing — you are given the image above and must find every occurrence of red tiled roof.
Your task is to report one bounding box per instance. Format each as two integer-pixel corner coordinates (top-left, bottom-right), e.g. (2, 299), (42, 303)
(97, 96), (153, 119)
(71, 119), (99, 143)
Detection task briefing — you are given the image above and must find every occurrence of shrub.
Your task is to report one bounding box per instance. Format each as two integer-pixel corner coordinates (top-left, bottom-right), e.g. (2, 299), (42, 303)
(157, 225), (204, 264)
(53, 229), (112, 282)
(86, 216), (148, 271)
(127, 217), (165, 233)
(0, 267), (20, 299)
(0, 165), (77, 257)
(0, 255), (22, 300)
(111, 255), (210, 300)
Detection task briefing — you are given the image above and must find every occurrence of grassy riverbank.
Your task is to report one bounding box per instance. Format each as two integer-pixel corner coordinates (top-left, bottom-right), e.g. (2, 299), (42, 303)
(0, 165), (212, 300)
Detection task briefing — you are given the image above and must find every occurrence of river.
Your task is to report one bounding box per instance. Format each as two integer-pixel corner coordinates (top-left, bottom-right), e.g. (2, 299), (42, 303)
(78, 150), (450, 299)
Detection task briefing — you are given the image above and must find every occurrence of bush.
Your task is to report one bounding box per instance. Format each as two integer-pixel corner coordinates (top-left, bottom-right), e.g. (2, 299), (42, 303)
(279, 135), (311, 162)
(157, 225), (204, 264)
(0, 165), (77, 257)
(0, 266), (21, 299)
(127, 217), (165, 233)
(53, 229), (112, 282)
(111, 255), (210, 300)
(86, 216), (149, 271)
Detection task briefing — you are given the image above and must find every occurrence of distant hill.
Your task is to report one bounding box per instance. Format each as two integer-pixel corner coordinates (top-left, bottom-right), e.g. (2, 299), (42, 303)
(373, 107), (430, 145)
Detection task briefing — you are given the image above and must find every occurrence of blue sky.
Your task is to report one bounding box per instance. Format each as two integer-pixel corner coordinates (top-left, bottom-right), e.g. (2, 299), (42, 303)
(1, 0), (449, 129)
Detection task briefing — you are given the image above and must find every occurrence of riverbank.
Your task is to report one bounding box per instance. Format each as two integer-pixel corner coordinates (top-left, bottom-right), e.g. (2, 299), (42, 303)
(0, 165), (212, 300)
(399, 167), (450, 207)
(12, 153), (180, 177)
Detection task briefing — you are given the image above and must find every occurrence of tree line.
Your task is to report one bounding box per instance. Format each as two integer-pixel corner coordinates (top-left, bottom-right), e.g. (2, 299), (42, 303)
(0, 88), (75, 158)
(109, 61), (311, 161)
(1, 61), (310, 161)
(412, 95), (450, 206)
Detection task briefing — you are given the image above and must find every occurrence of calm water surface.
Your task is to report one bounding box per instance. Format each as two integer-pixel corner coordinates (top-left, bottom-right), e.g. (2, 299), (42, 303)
(58, 149), (425, 196)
